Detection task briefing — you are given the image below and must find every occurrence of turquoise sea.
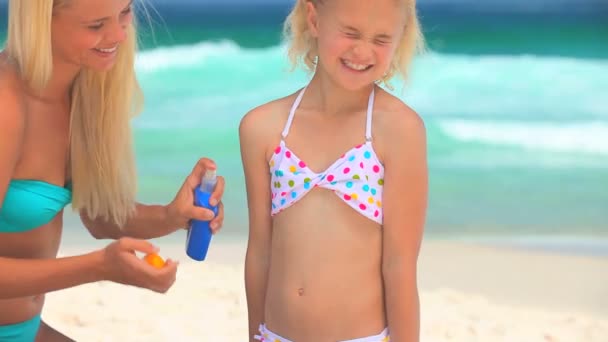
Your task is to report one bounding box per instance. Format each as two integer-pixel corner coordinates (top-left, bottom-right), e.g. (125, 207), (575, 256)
(1, 0), (607, 255)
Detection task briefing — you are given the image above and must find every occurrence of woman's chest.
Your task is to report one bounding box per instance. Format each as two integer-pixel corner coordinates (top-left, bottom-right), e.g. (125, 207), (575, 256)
(14, 99), (71, 182)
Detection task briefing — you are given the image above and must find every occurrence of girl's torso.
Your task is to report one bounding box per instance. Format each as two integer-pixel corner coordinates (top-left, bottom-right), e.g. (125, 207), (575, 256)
(262, 86), (394, 341)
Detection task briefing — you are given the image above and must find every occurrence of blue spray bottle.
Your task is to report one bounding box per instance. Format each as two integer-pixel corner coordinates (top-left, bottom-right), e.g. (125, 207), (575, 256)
(186, 169), (218, 261)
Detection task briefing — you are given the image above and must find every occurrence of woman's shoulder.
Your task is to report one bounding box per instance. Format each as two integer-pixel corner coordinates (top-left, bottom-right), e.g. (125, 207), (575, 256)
(0, 52), (27, 156)
(0, 52), (23, 87)
(0, 52), (26, 120)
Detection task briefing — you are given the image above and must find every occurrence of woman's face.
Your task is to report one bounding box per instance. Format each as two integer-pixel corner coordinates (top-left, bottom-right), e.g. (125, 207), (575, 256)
(51, 0), (134, 72)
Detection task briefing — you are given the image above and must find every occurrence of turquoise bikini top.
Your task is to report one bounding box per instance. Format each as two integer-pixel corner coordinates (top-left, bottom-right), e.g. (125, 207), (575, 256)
(0, 180), (72, 233)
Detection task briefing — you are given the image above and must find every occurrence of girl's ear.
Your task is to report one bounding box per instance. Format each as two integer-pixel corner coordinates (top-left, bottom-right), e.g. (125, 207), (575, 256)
(306, 1), (320, 38)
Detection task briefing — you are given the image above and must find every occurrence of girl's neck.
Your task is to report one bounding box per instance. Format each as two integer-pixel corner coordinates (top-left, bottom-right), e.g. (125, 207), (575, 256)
(306, 68), (375, 118)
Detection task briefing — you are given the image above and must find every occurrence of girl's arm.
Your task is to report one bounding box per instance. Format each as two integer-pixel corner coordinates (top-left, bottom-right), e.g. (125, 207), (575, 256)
(381, 106), (428, 342)
(80, 158), (226, 240)
(239, 107), (274, 341)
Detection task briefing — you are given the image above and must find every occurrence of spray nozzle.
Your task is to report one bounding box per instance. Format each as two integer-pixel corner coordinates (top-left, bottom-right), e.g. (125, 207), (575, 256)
(200, 169), (217, 193)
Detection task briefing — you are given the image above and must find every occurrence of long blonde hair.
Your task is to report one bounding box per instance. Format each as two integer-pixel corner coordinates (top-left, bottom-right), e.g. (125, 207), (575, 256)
(5, 0), (143, 227)
(283, 0), (425, 85)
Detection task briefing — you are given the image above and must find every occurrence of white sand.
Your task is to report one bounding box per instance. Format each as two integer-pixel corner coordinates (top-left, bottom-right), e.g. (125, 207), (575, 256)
(43, 240), (608, 341)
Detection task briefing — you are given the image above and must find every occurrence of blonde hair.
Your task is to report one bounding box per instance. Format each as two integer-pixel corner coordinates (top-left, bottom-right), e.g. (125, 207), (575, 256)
(283, 0), (425, 85)
(5, 0), (143, 227)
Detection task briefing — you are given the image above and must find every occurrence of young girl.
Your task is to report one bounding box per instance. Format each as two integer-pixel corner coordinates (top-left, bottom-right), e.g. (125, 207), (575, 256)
(239, 0), (427, 341)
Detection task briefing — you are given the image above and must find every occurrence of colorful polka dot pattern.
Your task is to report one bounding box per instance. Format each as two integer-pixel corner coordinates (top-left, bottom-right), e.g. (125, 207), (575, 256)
(269, 140), (384, 224)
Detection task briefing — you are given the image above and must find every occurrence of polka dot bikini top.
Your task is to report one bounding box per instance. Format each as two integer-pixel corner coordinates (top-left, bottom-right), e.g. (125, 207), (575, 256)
(269, 86), (385, 224)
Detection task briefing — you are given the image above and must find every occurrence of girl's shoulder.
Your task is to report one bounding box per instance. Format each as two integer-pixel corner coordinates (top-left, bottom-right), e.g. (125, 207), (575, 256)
(240, 90), (302, 125)
(239, 90), (303, 148)
(373, 87), (423, 130)
(372, 87), (426, 162)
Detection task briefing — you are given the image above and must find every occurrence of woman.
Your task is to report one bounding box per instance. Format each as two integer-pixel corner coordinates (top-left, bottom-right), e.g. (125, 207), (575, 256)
(0, 0), (225, 341)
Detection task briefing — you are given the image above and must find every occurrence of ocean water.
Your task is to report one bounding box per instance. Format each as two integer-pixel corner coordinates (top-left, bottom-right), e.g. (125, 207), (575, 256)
(0, 1), (606, 253)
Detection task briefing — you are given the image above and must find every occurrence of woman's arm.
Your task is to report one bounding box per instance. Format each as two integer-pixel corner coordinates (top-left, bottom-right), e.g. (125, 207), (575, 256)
(239, 107), (274, 341)
(0, 69), (177, 298)
(0, 252), (103, 299)
(81, 158), (225, 240)
(81, 204), (173, 240)
(0, 76), (106, 299)
(0, 69), (25, 206)
(0, 238), (178, 298)
(381, 106), (428, 342)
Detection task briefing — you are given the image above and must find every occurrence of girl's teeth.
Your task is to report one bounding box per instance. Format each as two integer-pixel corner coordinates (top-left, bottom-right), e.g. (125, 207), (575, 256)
(344, 60), (369, 71)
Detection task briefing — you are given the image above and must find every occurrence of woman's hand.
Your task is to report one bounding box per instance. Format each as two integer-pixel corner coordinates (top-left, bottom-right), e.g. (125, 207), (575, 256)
(165, 157), (225, 234)
(100, 237), (178, 293)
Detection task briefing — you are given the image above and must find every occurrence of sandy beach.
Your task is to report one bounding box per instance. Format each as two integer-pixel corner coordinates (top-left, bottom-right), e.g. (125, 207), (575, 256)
(43, 239), (608, 341)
